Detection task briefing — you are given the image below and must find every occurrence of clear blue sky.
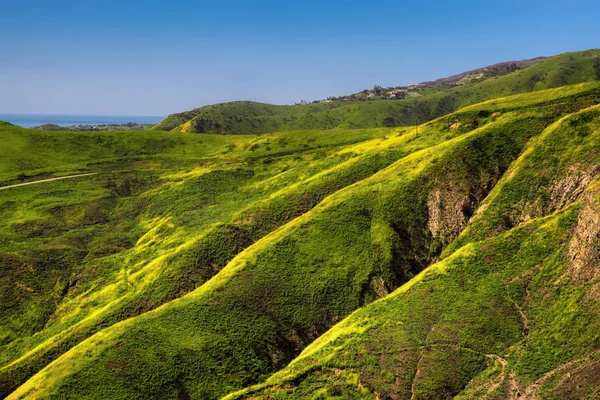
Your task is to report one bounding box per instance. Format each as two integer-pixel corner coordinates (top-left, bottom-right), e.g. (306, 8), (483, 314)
(1, 0), (599, 116)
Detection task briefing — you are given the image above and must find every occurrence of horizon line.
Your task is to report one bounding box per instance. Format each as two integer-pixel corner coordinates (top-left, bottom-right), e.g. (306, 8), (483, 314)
(0, 112), (165, 118)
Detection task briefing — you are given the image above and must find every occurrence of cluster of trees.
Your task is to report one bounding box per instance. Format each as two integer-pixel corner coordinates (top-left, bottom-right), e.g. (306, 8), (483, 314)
(103, 174), (149, 197)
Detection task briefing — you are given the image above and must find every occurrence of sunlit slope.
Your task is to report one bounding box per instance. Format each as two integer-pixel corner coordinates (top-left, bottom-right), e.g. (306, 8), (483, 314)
(153, 101), (347, 133)
(0, 121), (254, 183)
(0, 126), (403, 396)
(155, 49), (600, 134)
(7, 83), (600, 399)
(6, 115), (527, 396)
(226, 106), (600, 399)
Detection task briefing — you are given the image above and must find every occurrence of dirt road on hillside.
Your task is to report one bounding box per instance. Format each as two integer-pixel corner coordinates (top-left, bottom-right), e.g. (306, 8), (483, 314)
(0, 173), (99, 190)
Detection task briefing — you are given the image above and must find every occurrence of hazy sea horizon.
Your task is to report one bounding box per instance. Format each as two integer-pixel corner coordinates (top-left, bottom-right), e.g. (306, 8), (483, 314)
(0, 114), (164, 128)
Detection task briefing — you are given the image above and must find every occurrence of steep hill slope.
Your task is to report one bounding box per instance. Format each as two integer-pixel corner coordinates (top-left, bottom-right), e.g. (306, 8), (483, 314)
(0, 123), (394, 397)
(154, 49), (600, 134)
(3, 82), (600, 399)
(227, 102), (600, 400)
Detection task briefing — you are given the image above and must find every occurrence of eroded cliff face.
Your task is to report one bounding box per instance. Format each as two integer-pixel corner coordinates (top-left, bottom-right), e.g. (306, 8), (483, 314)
(427, 183), (488, 245)
(515, 164), (600, 225)
(549, 164), (600, 213)
(567, 186), (600, 285)
(427, 187), (472, 243)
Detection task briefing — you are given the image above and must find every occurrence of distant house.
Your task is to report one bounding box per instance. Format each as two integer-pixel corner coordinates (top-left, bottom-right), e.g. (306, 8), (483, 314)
(407, 84), (425, 92)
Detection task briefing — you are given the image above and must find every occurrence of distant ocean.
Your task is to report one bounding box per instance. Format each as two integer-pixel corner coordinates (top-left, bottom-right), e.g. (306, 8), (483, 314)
(0, 114), (164, 128)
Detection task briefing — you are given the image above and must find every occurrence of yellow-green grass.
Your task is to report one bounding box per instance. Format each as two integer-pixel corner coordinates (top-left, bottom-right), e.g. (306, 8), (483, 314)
(225, 104), (600, 399)
(6, 85), (595, 399)
(226, 208), (588, 399)
(3, 80), (600, 399)
(1, 125), (401, 395)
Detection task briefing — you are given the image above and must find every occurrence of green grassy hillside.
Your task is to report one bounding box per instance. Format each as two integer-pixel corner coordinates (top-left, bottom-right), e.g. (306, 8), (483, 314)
(154, 49), (600, 134)
(227, 103), (600, 400)
(3, 79), (600, 399)
(0, 123), (395, 397)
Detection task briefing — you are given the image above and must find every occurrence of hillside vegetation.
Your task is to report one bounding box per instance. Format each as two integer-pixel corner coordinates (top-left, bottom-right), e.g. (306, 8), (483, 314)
(2, 52), (600, 400)
(228, 101), (600, 400)
(154, 49), (600, 134)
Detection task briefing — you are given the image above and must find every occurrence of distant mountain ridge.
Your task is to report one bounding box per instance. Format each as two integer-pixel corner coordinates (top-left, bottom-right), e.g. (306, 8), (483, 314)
(154, 49), (600, 134)
(418, 56), (547, 86)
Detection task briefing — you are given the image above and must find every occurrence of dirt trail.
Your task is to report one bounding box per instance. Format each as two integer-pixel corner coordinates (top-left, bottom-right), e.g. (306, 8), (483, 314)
(410, 324), (436, 400)
(504, 282), (530, 341)
(410, 349), (424, 400)
(523, 349), (600, 399)
(484, 354), (508, 395)
(0, 173), (98, 190)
